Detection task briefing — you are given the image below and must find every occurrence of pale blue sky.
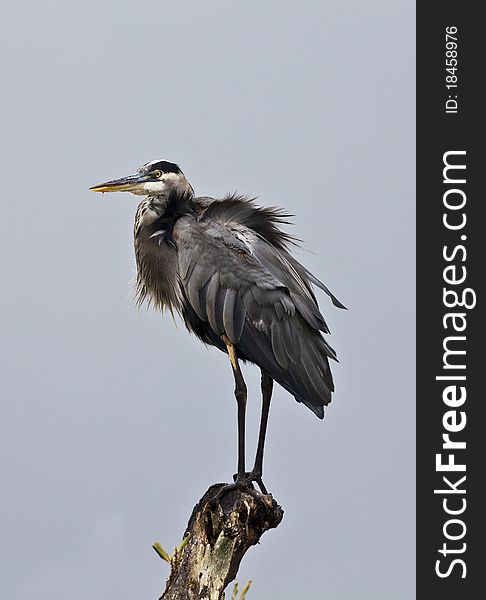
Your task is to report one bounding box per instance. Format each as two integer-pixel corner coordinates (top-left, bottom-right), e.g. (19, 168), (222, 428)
(0, 1), (415, 598)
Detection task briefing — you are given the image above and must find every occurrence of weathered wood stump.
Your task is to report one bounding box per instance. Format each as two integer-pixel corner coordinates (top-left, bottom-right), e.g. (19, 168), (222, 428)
(160, 483), (284, 600)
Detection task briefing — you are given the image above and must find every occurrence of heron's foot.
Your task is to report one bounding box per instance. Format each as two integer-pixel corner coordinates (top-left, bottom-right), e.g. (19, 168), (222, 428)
(211, 470), (270, 506)
(232, 471), (268, 495)
(210, 479), (258, 507)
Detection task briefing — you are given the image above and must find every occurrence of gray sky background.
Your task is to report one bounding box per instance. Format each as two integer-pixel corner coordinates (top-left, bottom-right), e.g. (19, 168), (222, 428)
(0, 1), (415, 598)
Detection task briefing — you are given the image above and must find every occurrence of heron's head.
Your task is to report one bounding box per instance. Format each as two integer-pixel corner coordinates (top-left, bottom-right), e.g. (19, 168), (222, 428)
(90, 159), (194, 197)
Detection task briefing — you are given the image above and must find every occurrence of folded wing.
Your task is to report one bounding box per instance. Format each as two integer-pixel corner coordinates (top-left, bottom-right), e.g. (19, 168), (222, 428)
(173, 198), (341, 418)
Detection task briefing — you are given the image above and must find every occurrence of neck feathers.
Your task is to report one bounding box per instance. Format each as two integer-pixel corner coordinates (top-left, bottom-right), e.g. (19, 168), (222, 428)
(133, 188), (196, 313)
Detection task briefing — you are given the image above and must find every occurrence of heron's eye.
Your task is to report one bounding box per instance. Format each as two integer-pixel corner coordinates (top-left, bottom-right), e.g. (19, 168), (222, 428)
(153, 170), (163, 179)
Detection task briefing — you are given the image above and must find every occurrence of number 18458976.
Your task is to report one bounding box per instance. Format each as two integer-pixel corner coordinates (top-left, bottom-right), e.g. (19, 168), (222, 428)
(445, 26), (458, 114)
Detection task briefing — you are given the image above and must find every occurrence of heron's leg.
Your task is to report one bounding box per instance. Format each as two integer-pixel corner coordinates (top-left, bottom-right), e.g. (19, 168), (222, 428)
(222, 335), (247, 483)
(249, 371), (273, 493)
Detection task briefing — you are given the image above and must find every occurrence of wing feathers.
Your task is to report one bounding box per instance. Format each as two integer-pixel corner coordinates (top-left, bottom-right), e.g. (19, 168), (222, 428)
(223, 289), (237, 343)
(270, 320), (290, 369)
(280, 317), (301, 364)
(232, 292), (247, 343)
(173, 197), (341, 418)
(185, 263), (213, 320)
(206, 274), (225, 335)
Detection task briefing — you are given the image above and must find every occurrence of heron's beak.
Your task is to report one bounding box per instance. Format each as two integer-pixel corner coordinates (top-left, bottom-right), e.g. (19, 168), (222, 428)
(89, 172), (150, 193)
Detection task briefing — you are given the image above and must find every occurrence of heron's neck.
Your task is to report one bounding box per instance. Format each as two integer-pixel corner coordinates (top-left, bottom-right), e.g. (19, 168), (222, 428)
(134, 186), (196, 241)
(167, 177), (195, 198)
(133, 190), (189, 314)
(148, 176), (194, 205)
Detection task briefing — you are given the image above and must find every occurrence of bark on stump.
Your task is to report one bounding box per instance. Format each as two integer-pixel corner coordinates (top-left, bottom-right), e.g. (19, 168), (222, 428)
(160, 483), (284, 600)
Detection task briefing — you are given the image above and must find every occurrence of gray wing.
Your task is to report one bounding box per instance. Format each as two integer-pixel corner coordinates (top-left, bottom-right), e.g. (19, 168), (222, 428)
(173, 214), (338, 418)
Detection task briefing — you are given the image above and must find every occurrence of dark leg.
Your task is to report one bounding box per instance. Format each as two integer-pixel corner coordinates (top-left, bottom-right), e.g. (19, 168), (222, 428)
(249, 371), (273, 493)
(223, 336), (247, 483)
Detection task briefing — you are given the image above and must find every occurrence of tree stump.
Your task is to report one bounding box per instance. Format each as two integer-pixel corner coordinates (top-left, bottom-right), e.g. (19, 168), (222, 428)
(159, 483), (284, 600)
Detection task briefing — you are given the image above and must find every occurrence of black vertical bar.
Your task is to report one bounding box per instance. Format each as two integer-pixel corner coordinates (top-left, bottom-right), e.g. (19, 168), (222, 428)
(417, 4), (481, 598)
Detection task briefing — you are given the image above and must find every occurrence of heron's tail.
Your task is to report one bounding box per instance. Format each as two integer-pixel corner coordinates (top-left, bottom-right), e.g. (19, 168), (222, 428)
(238, 320), (335, 419)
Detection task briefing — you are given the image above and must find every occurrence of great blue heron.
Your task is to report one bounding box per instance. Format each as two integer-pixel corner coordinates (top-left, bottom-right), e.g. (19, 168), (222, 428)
(90, 159), (345, 494)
